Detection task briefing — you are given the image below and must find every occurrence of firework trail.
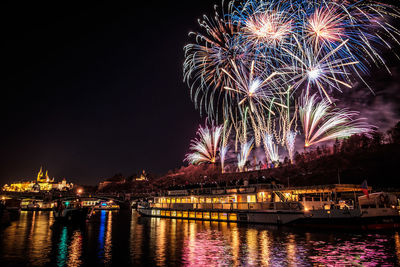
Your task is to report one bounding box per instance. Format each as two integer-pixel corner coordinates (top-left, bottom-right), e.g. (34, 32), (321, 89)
(299, 95), (373, 148)
(286, 131), (297, 163)
(220, 145), (229, 173)
(237, 138), (254, 172)
(185, 122), (223, 165)
(220, 120), (232, 173)
(263, 133), (280, 164)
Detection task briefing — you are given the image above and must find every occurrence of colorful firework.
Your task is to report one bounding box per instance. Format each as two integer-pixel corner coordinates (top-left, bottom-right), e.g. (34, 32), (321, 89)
(306, 6), (345, 49)
(183, 0), (400, 170)
(299, 95), (373, 148)
(185, 123), (223, 165)
(237, 138), (254, 171)
(183, 3), (246, 119)
(281, 37), (358, 102)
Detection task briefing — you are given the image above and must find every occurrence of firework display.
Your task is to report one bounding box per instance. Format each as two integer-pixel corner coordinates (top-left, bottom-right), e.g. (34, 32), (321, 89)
(299, 95), (372, 148)
(286, 131), (297, 163)
(183, 0), (398, 172)
(263, 133), (280, 163)
(237, 139), (254, 171)
(185, 123), (222, 165)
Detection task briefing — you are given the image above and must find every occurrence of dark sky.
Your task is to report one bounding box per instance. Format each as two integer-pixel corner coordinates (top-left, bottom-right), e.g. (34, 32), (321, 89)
(2, 1), (400, 186)
(2, 0), (220, 185)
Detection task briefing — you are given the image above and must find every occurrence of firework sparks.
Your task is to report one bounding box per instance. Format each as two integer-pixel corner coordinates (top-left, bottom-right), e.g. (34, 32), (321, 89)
(237, 139), (254, 172)
(183, 4), (247, 119)
(306, 6), (345, 50)
(286, 131), (297, 163)
(263, 133), (279, 164)
(299, 95), (373, 148)
(220, 145), (229, 173)
(281, 37), (359, 102)
(185, 123), (223, 165)
(220, 120), (232, 173)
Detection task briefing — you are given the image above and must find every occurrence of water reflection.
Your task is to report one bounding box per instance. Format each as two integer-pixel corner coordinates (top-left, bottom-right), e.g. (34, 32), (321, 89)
(0, 210), (398, 266)
(57, 227), (68, 266)
(67, 230), (82, 266)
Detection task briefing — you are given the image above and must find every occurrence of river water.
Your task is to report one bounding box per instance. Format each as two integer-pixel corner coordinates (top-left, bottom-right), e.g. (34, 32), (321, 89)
(0, 210), (399, 266)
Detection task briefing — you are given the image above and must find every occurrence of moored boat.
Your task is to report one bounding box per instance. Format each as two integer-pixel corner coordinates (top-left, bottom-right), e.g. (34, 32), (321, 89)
(93, 200), (120, 210)
(53, 199), (89, 223)
(20, 199), (54, 211)
(137, 183), (400, 229)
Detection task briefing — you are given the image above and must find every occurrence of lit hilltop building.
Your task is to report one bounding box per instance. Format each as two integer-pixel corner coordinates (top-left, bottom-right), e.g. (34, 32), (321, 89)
(2, 167), (74, 192)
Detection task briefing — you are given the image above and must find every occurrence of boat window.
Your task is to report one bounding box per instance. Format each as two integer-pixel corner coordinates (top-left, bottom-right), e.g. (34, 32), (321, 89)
(247, 195), (256, 203)
(220, 213), (228, 220)
(229, 213), (237, 221)
(211, 212), (219, 220)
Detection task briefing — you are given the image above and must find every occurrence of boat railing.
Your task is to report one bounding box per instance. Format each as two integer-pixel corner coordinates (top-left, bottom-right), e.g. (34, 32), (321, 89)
(164, 183), (282, 197)
(150, 201), (303, 211)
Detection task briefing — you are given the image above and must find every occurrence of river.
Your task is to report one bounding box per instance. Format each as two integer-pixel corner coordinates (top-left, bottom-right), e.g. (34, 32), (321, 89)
(0, 210), (399, 266)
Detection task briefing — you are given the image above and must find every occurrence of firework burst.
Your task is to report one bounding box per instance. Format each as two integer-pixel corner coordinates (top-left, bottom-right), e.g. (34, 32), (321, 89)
(237, 138), (254, 171)
(263, 133), (280, 164)
(281, 37), (358, 102)
(299, 95), (373, 148)
(183, 4), (247, 120)
(286, 131), (297, 163)
(185, 122), (223, 165)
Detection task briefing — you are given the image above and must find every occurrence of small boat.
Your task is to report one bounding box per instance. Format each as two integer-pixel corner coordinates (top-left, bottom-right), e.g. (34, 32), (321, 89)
(21, 199), (40, 211)
(20, 199), (54, 211)
(93, 200), (120, 210)
(53, 199), (89, 223)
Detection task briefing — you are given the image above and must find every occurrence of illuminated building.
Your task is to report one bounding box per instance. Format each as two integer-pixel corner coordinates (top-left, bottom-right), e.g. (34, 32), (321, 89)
(2, 167), (74, 192)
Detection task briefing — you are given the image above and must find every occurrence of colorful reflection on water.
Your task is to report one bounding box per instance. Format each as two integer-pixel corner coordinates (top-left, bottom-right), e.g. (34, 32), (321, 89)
(0, 210), (398, 266)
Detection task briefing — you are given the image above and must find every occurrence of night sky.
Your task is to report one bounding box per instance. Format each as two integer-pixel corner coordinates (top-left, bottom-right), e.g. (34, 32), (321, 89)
(2, 1), (400, 185)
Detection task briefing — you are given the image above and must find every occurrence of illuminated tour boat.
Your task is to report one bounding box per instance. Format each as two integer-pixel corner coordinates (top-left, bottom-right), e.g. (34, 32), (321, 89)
(138, 183), (400, 229)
